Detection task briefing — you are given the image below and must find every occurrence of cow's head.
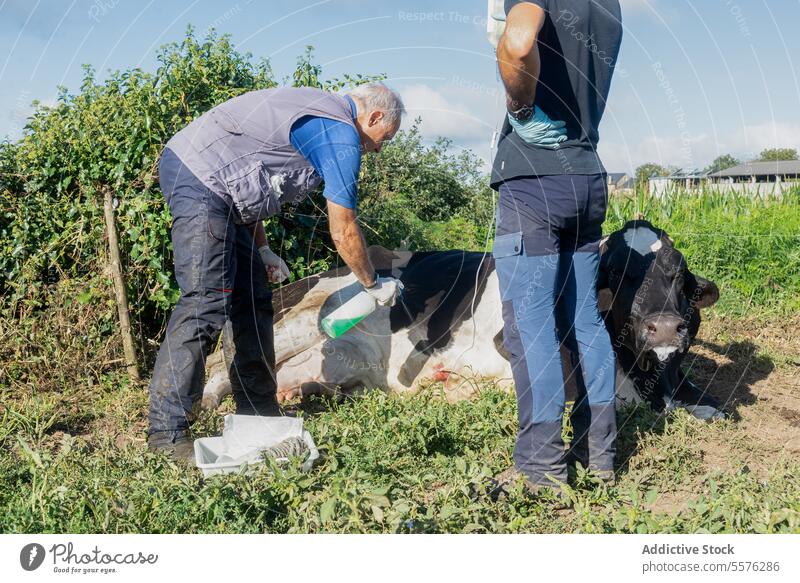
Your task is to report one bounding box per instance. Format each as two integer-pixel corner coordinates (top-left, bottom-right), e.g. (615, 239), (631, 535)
(598, 220), (719, 368)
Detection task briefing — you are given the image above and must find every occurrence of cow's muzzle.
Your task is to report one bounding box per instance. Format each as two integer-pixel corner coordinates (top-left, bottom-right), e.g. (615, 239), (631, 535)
(637, 314), (689, 362)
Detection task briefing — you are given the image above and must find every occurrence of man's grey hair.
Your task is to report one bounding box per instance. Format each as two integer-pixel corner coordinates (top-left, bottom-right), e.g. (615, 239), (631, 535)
(348, 82), (406, 127)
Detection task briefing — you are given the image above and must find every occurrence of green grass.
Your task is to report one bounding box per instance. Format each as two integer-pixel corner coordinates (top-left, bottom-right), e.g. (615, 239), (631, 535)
(1, 376), (798, 534)
(606, 188), (800, 316)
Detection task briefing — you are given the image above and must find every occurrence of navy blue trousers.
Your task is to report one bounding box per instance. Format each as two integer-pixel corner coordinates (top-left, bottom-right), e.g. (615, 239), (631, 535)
(493, 174), (616, 484)
(148, 148), (278, 435)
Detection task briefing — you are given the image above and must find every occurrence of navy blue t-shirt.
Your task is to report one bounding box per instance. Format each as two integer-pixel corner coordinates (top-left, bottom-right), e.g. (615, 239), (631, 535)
(289, 95), (361, 209)
(491, 0), (623, 186)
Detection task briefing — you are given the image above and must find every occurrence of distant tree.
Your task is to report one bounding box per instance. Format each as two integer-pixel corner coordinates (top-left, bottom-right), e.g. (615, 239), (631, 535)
(705, 154), (740, 174)
(635, 162), (668, 187)
(757, 148), (798, 162)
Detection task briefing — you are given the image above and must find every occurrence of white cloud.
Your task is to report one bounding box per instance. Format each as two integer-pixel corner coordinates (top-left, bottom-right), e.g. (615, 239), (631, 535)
(618, 0), (678, 22)
(598, 121), (800, 173)
(399, 84), (492, 142)
(732, 122), (800, 157)
(394, 89), (800, 178)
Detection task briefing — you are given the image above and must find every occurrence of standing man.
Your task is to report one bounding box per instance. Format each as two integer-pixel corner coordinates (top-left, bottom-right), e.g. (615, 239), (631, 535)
(490, 1), (623, 497)
(148, 83), (406, 463)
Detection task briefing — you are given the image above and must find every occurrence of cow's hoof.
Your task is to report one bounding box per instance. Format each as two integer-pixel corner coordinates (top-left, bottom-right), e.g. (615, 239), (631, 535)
(277, 388), (301, 403)
(201, 394), (221, 411)
(277, 382), (341, 402)
(685, 404), (727, 421)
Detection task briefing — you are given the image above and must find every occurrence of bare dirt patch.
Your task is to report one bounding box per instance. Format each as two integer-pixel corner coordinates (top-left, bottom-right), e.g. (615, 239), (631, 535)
(687, 313), (800, 476)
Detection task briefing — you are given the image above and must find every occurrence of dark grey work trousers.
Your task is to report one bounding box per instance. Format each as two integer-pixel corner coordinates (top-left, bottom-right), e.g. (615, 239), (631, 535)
(148, 148), (278, 435)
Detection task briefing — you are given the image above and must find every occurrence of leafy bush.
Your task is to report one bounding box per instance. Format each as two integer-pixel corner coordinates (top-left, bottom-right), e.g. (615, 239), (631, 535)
(1, 29), (278, 321)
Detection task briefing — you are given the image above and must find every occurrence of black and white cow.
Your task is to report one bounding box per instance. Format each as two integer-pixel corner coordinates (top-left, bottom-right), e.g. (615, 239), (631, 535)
(202, 221), (724, 419)
(598, 219), (724, 419)
(203, 246), (509, 407)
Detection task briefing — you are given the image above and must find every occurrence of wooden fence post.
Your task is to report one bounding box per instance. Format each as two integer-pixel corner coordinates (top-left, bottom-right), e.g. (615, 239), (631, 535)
(103, 186), (141, 384)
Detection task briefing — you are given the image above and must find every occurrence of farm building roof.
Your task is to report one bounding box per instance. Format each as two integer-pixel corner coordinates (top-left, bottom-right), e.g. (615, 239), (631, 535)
(710, 160), (800, 178)
(668, 168), (709, 179)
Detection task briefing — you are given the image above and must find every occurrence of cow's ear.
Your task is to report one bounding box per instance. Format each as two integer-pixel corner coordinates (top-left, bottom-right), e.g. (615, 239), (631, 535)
(598, 238), (616, 289)
(685, 273), (719, 309)
(597, 287), (614, 312)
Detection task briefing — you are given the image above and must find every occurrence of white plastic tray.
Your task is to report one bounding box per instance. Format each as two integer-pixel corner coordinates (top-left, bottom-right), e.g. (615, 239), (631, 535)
(194, 414), (319, 477)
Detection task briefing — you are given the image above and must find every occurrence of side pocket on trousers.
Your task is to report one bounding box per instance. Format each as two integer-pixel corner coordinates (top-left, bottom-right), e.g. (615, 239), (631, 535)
(492, 231), (528, 301)
(207, 213), (234, 243)
(587, 173), (609, 225)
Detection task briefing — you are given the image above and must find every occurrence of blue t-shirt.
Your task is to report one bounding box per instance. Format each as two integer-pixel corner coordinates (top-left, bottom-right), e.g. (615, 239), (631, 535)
(289, 95), (361, 209)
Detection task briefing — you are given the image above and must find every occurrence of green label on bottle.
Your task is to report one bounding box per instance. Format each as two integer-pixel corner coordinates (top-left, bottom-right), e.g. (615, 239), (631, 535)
(321, 314), (369, 338)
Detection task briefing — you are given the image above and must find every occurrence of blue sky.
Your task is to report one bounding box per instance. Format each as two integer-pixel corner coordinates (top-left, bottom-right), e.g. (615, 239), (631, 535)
(1, 0), (799, 173)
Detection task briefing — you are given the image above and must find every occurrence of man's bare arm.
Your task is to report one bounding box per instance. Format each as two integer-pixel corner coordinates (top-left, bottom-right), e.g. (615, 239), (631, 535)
(327, 200), (376, 287)
(497, 2), (546, 113)
(250, 221), (267, 248)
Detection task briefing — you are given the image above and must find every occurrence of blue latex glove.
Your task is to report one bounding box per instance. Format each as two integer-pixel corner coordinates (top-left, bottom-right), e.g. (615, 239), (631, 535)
(508, 106), (568, 149)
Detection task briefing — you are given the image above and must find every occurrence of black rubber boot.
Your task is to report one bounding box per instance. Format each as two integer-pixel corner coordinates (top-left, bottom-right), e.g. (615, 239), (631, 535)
(147, 430), (196, 467)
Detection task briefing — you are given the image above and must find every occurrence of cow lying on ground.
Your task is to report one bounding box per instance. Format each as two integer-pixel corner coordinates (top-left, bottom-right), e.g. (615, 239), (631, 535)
(202, 220), (725, 420)
(597, 220), (723, 419)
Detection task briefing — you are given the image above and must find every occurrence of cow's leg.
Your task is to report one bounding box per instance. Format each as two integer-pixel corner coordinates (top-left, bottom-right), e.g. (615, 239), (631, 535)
(671, 364), (726, 420)
(628, 356), (725, 420)
(201, 348), (232, 410)
(277, 381), (344, 402)
(615, 348), (667, 411)
(275, 340), (361, 402)
(613, 364), (643, 408)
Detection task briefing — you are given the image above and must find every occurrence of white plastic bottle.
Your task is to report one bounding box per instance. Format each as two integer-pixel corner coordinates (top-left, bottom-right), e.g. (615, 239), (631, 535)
(487, 0), (506, 48)
(320, 291), (377, 338)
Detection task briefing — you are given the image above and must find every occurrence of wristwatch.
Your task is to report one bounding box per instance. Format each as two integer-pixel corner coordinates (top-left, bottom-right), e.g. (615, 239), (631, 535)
(508, 103), (534, 122)
(363, 273), (378, 289)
